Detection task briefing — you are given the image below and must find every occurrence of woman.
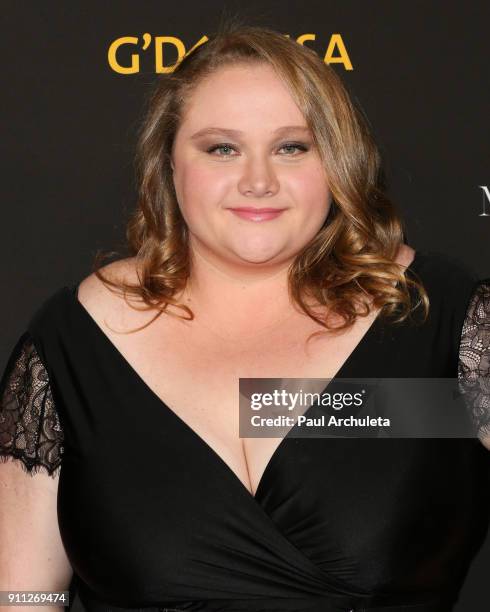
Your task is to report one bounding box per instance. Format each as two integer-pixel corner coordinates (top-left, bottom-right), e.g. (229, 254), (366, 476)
(1, 21), (489, 612)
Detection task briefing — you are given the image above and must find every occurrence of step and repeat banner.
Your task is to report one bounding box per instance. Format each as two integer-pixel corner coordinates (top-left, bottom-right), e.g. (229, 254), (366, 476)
(2, 1), (489, 611)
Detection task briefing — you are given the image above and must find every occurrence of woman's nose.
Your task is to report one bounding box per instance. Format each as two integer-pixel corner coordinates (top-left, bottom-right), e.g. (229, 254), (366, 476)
(237, 156), (280, 197)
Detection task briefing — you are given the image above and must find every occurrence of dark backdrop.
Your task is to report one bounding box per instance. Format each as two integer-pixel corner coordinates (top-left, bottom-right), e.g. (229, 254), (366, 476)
(1, 1), (489, 610)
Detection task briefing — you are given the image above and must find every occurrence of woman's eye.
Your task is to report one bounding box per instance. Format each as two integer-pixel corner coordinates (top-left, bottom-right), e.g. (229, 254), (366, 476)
(278, 143), (309, 155)
(206, 144), (237, 156)
(205, 142), (310, 157)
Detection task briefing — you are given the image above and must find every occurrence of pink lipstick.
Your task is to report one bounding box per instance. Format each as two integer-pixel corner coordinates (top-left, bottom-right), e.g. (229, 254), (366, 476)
(228, 207), (287, 222)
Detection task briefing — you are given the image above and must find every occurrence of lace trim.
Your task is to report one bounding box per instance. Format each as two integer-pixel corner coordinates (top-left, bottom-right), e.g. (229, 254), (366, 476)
(0, 331), (63, 478)
(457, 280), (490, 443)
(1, 282), (488, 479)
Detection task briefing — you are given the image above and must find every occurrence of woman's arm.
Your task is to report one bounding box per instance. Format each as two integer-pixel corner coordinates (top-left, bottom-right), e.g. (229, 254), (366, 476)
(0, 460), (73, 611)
(458, 279), (490, 450)
(0, 331), (73, 610)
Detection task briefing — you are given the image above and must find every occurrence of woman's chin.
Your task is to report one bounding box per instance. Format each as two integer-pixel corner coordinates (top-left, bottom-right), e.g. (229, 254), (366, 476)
(229, 245), (290, 266)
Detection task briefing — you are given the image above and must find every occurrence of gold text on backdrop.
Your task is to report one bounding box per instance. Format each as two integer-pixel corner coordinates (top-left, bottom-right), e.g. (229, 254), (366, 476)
(107, 33), (353, 74)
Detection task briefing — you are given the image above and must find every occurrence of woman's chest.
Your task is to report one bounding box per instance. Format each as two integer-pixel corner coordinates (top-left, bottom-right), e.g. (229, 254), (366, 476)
(88, 307), (383, 497)
(55, 291), (487, 603)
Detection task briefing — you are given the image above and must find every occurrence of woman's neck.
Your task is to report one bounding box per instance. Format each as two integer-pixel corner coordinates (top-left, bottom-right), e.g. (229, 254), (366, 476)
(180, 243), (301, 335)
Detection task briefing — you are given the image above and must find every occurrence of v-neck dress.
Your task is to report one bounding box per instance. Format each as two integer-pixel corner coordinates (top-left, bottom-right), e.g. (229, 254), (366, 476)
(1, 251), (490, 612)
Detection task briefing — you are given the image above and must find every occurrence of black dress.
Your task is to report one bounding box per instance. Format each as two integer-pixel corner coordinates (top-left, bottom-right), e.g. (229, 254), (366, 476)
(1, 250), (490, 612)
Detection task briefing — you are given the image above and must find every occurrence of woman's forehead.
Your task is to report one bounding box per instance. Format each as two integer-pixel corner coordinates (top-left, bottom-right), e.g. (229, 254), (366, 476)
(178, 77), (309, 137)
(184, 64), (297, 108)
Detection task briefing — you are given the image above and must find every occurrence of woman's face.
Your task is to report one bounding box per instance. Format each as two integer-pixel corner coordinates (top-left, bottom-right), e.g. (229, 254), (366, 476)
(171, 62), (332, 267)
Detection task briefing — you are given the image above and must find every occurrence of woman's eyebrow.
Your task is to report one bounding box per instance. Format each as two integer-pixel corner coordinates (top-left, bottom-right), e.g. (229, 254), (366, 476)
(190, 126), (311, 140)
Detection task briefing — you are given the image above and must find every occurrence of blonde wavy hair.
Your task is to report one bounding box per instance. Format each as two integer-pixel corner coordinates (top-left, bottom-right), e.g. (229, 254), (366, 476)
(92, 17), (429, 340)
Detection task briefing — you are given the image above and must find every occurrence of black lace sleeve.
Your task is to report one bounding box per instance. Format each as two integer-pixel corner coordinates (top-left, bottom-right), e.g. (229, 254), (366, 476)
(457, 279), (490, 446)
(0, 331), (64, 477)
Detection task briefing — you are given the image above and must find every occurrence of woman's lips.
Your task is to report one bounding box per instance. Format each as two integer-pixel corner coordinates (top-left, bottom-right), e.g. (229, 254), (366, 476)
(228, 207), (286, 222)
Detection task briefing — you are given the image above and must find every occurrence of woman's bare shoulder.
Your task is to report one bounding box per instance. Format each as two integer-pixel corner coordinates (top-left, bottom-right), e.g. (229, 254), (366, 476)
(76, 257), (144, 328)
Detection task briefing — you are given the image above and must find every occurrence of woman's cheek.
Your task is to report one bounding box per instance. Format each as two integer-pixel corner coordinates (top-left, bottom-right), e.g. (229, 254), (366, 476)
(175, 166), (206, 211)
(181, 164), (229, 203)
(291, 172), (330, 213)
